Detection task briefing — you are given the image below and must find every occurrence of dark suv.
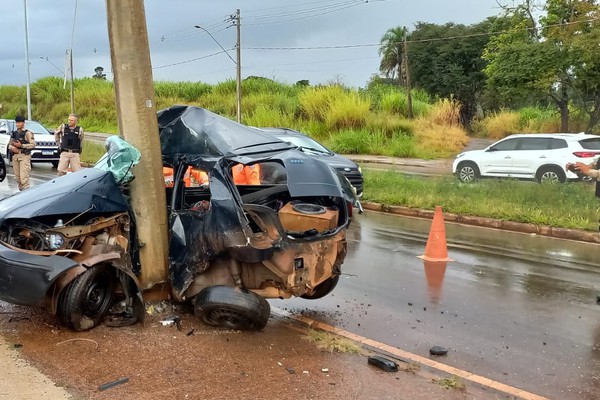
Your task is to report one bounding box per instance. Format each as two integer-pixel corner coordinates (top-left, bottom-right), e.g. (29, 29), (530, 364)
(257, 127), (364, 197)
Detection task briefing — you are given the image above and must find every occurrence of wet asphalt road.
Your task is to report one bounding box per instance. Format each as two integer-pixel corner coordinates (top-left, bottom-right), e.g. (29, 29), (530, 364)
(278, 212), (600, 400)
(4, 162), (600, 399)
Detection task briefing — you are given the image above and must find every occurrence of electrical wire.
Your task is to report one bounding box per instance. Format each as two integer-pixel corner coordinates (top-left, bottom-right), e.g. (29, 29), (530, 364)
(152, 49), (235, 69)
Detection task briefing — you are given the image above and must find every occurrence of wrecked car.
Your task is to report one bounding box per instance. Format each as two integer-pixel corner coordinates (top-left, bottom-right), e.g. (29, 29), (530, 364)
(0, 106), (360, 332)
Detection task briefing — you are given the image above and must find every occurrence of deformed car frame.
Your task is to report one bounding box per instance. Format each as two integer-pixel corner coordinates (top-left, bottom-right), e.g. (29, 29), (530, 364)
(0, 106), (361, 331)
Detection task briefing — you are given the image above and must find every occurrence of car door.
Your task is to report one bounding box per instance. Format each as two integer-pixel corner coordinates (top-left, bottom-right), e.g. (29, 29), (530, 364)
(509, 137), (554, 177)
(480, 138), (519, 176)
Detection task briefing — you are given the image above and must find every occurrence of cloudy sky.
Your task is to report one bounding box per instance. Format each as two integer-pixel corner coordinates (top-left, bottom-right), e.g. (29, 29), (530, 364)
(1, 0), (504, 89)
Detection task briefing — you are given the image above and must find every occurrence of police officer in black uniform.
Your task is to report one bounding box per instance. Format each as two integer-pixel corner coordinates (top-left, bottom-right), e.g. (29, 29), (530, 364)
(54, 113), (84, 176)
(9, 115), (36, 190)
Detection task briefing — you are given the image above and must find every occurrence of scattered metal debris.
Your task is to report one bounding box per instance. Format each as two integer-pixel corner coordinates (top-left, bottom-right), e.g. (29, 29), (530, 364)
(286, 367), (296, 374)
(56, 338), (99, 349)
(367, 355), (398, 372)
(160, 316), (182, 330)
(98, 377), (129, 391)
(429, 346), (449, 356)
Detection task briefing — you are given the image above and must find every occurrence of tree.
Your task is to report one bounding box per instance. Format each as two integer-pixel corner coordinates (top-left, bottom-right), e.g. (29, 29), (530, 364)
(484, 0), (600, 132)
(93, 66), (107, 80)
(402, 20), (494, 129)
(378, 26), (408, 87)
(543, 0), (600, 132)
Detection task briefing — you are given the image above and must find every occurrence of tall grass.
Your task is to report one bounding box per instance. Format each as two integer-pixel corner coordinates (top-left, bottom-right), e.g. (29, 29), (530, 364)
(2, 76), (593, 159)
(298, 85), (371, 130)
(362, 170), (599, 230)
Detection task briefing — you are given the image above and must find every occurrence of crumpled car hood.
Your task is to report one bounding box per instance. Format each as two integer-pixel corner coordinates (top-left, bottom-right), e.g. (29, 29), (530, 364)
(0, 168), (129, 220)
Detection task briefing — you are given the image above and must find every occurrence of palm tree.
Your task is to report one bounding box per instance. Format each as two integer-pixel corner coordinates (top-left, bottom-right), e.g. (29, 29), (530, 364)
(378, 27), (407, 86)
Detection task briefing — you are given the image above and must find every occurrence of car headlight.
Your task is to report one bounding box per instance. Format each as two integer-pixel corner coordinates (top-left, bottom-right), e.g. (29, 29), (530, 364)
(358, 166), (362, 173)
(46, 232), (64, 250)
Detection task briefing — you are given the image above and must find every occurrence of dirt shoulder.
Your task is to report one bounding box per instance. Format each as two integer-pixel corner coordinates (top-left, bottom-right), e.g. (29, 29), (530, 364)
(0, 301), (508, 400)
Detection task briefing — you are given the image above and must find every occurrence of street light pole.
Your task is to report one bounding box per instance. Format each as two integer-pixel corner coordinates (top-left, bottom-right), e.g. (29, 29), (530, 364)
(40, 57), (64, 75)
(235, 9), (241, 124)
(68, 0), (78, 114)
(23, 0), (32, 120)
(194, 15), (241, 123)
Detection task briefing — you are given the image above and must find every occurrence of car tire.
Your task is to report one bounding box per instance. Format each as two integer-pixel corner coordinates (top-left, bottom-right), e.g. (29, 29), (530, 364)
(51, 160), (59, 168)
(301, 275), (340, 300)
(57, 265), (116, 331)
(194, 285), (270, 331)
(536, 166), (566, 184)
(456, 161), (480, 183)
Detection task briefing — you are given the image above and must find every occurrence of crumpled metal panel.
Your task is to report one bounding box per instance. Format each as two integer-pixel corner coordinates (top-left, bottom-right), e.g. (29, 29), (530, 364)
(0, 168), (129, 221)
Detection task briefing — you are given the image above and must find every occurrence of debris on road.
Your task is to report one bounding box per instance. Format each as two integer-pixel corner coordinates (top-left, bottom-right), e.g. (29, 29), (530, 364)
(429, 346), (449, 356)
(367, 355), (398, 372)
(98, 377), (129, 391)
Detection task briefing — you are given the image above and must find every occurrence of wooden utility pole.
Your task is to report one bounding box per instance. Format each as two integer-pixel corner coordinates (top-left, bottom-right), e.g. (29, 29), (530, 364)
(403, 28), (414, 119)
(235, 9), (242, 123)
(105, 0), (169, 288)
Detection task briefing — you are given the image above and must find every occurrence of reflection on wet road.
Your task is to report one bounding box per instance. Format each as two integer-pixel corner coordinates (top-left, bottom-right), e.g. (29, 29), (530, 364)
(277, 211), (600, 399)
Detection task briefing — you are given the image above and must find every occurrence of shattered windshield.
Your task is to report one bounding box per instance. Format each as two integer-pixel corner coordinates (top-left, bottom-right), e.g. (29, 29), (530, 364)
(94, 135), (141, 184)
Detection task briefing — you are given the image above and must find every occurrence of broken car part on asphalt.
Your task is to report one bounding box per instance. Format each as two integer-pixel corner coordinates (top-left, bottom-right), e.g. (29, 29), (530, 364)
(0, 106), (361, 332)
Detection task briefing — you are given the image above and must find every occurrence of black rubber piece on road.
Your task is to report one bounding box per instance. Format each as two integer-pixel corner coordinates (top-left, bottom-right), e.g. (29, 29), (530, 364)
(429, 345), (449, 356)
(368, 355), (398, 372)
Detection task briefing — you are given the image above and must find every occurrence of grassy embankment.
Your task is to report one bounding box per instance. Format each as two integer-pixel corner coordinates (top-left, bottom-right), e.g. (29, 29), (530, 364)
(1, 77), (598, 230)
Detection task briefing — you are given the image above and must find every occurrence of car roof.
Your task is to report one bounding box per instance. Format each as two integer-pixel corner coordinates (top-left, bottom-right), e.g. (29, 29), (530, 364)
(502, 132), (600, 141)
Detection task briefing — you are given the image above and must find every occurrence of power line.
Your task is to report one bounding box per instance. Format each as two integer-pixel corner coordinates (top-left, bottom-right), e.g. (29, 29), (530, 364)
(244, 1), (368, 26)
(245, 16), (600, 51)
(244, 0), (363, 21)
(152, 49), (234, 69)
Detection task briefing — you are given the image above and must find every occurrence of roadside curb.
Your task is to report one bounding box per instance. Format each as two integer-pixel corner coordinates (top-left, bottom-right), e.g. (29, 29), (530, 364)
(361, 201), (600, 244)
(272, 307), (548, 400)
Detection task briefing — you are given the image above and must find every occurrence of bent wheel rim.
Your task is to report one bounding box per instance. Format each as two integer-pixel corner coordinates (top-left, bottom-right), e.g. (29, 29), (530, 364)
(82, 277), (112, 318)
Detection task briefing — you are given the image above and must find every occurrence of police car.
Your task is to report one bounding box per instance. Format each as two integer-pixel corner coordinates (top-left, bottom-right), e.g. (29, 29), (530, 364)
(0, 118), (60, 167)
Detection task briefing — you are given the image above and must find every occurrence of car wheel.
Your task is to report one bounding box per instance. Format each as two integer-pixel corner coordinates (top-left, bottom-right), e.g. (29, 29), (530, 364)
(57, 265), (116, 331)
(536, 166), (566, 184)
(456, 161), (480, 183)
(51, 160), (59, 168)
(194, 285), (270, 331)
(301, 275), (340, 300)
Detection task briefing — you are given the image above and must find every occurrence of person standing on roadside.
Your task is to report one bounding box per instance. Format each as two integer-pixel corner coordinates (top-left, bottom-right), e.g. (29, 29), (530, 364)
(54, 113), (84, 176)
(8, 115), (36, 191)
(567, 159), (600, 197)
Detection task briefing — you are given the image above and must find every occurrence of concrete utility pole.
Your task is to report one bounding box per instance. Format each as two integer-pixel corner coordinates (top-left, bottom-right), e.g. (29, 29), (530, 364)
(105, 0), (169, 289)
(235, 9), (242, 124)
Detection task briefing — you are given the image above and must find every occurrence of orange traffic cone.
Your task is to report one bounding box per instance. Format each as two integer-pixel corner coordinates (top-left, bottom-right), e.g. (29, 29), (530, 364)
(423, 260), (448, 303)
(418, 206), (452, 262)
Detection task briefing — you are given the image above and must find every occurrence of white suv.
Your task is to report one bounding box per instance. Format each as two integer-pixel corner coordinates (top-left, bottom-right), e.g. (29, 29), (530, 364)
(452, 133), (600, 183)
(0, 119), (60, 167)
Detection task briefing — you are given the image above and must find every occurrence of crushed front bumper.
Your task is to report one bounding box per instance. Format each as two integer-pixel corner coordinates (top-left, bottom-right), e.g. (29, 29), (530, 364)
(0, 243), (80, 307)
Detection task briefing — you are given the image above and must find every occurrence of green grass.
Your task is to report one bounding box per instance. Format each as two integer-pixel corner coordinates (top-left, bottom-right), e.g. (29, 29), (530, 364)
(81, 141), (107, 164)
(302, 329), (362, 354)
(362, 169), (599, 231)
